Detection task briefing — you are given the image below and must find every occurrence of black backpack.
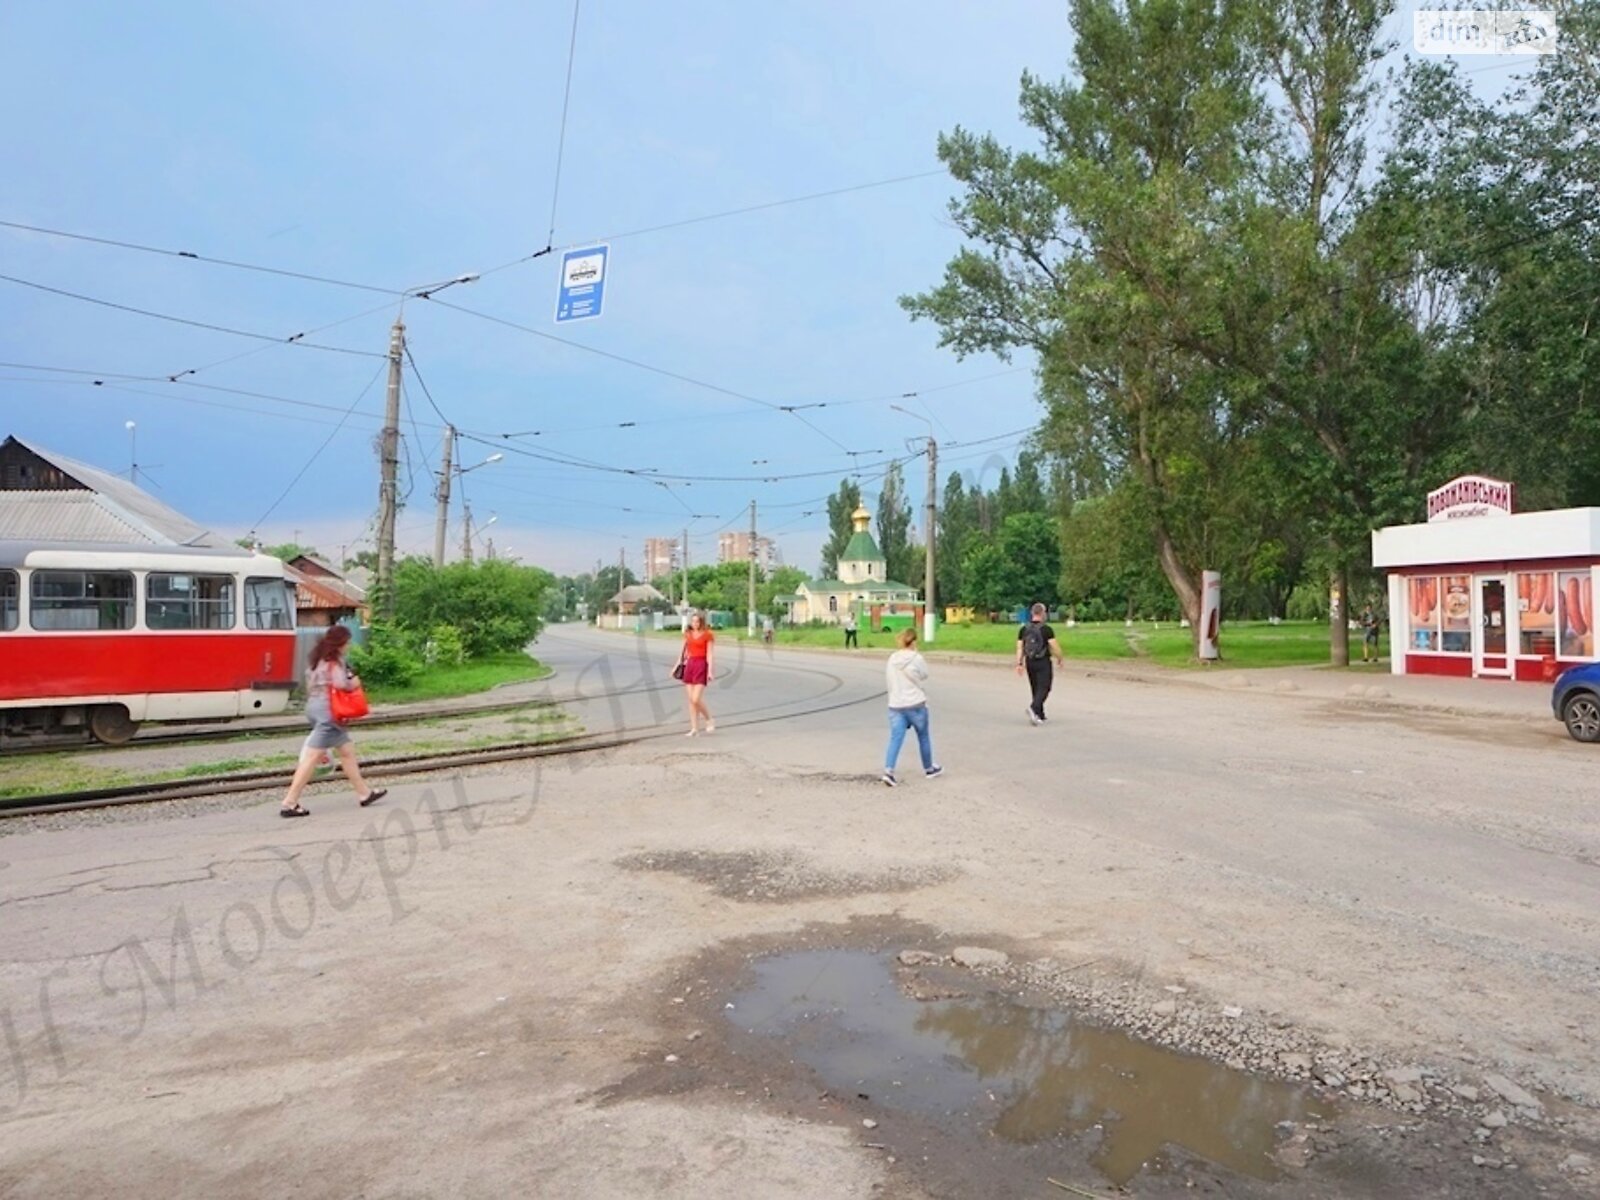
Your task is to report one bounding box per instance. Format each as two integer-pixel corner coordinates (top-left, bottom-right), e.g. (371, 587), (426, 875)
(1021, 622), (1048, 660)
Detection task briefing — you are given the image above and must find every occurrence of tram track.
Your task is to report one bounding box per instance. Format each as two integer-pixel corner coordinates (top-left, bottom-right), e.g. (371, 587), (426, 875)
(0, 678), (686, 758)
(0, 669), (884, 820)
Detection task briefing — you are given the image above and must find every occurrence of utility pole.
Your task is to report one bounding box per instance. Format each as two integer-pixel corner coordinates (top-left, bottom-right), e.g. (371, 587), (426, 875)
(433, 425), (455, 568)
(681, 527), (689, 609)
(747, 500), (758, 635)
(461, 502), (474, 564)
(924, 436), (938, 644)
(375, 315), (405, 616)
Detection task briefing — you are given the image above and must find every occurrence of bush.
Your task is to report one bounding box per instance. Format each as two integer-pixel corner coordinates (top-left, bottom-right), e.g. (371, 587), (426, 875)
(350, 625), (423, 687)
(1076, 596), (1111, 623)
(420, 623), (466, 667)
(392, 558), (551, 658)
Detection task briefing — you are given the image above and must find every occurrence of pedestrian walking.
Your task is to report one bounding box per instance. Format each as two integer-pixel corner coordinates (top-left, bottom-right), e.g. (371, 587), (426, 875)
(679, 610), (716, 736)
(1360, 603), (1381, 663)
(279, 625), (386, 817)
(883, 628), (942, 787)
(1016, 602), (1066, 725)
(843, 611), (859, 649)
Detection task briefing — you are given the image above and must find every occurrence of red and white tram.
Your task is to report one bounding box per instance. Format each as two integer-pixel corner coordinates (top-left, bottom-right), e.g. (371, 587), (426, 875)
(0, 541), (299, 745)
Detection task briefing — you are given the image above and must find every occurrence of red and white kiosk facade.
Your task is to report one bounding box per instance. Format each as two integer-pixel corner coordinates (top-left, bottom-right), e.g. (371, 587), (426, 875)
(1372, 476), (1598, 681)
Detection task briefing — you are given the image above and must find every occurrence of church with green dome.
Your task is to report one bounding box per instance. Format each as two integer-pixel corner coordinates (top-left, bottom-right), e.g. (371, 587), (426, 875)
(786, 504), (920, 625)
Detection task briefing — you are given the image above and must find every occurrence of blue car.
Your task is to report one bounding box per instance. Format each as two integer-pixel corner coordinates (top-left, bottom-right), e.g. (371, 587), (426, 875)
(1553, 662), (1600, 742)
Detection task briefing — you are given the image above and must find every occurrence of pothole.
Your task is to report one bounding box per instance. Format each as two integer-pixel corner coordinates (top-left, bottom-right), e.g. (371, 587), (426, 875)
(616, 849), (955, 902)
(728, 948), (1324, 1187)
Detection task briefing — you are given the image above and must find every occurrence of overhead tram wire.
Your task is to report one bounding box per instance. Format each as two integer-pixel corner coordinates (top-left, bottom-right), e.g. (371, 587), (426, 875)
(0, 218), (402, 295)
(0, 272), (386, 360)
(250, 363), (389, 534)
(546, 0), (583, 249)
(2, 168), (950, 296)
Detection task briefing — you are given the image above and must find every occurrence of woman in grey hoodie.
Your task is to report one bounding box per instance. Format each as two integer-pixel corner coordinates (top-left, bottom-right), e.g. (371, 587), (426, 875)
(882, 627), (943, 787)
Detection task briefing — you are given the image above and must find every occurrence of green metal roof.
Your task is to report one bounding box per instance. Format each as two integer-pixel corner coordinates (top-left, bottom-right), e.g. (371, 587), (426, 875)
(800, 579), (918, 595)
(840, 530), (883, 562)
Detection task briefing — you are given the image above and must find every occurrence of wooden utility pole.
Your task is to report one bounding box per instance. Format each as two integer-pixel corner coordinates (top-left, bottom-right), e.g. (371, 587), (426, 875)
(433, 425), (454, 568)
(375, 315), (405, 615)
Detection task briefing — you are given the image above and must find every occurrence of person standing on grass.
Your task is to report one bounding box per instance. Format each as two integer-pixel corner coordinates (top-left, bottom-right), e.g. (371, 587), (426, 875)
(680, 610), (716, 736)
(1016, 602), (1066, 725)
(1361, 603), (1381, 664)
(843, 610), (858, 649)
(279, 625), (386, 817)
(883, 627), (942, 787)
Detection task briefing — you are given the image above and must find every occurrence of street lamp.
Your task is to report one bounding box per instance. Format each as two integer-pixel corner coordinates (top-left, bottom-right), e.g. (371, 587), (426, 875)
(890, 404), (938, 644)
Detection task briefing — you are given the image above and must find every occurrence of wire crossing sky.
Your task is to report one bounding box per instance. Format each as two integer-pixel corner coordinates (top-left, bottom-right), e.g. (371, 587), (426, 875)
(0, 1), (1533, 573)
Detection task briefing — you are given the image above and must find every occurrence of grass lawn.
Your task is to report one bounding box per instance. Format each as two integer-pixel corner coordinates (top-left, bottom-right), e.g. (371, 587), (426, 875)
(367, 652), (551, 704)
(648, 620), (1379, 669)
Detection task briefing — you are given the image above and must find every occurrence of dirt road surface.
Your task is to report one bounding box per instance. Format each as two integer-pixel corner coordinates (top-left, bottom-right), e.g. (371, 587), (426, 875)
(1, 626), (1596, 1197)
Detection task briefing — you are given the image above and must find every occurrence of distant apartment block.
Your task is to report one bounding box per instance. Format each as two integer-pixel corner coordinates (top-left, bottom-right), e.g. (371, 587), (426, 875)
(643, 536), (679, 581)
(718, 531), (779, 571)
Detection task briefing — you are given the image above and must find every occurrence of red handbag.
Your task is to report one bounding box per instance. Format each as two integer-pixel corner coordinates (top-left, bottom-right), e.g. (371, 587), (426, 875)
(330, 681), (369, 723)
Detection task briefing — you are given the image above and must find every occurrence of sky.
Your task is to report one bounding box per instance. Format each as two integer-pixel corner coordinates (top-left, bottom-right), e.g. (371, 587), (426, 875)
(0, 2), (1541, 577)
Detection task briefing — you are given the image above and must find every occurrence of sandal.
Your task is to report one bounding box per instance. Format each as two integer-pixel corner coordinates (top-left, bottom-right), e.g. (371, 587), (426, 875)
(280, 804), (311, 818)
(358, 788), (388, 808)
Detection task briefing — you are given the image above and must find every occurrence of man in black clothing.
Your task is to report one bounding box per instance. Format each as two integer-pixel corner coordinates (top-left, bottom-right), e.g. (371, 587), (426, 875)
(1015, 603), (1065, 725)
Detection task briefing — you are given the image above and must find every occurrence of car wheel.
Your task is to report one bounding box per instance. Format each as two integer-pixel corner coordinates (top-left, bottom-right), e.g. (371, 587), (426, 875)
(1561, 691), (1600, 743)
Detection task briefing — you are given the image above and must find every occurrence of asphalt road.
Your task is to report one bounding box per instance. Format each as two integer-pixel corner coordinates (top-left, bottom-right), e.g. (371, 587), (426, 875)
(1, 625), (1595, 1197)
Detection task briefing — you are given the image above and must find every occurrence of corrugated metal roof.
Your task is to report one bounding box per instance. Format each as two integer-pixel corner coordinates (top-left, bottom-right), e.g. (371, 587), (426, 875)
(0, 491), (158, 543)
(6, 437), (221, 546)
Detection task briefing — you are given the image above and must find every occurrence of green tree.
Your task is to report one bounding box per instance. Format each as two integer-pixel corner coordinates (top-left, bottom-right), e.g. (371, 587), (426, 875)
(875, 461), (916, 585)
(960, 540), (1011, 613)
(937, 470), (975, 608)
(820, 478), (863, 578)
(999, 512), (1061, 609)
(391, 559), (553, 657)
(903, 0), (1265, 646)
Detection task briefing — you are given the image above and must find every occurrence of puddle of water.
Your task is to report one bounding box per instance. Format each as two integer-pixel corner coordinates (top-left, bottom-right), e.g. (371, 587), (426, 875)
(727, 949), (1325, 1187)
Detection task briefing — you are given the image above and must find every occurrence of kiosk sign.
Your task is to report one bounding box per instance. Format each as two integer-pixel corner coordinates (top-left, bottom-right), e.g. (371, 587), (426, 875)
(1426, 475), (1514, 523)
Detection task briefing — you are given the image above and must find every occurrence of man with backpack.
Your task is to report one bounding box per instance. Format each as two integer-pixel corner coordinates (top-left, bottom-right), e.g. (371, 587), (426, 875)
(1015, 603), (1065, 725)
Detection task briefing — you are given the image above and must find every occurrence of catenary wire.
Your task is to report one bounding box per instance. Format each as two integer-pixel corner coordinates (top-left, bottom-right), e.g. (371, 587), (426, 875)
(250, 363), (388, 533)
(0, 272), (385, 359)
(547, 0), (583, 248)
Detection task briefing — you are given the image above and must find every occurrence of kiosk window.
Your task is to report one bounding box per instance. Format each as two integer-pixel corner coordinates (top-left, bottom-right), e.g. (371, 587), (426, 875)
(147, 573), (236, 630)
(1558, 570), (1593, 658)
(245, 577), (294, 630)
(1408, 576), (1441, 650)
(1440, 575), (1471, 653)
(0, 570), (16, 631)
(1517, 572), (1556, 656)
(30, 570), (135, 630)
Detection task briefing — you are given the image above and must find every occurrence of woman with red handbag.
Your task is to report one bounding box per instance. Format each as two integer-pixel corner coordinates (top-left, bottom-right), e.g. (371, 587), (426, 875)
(678, 610), (716, 737)
(280, 625), (386, 817)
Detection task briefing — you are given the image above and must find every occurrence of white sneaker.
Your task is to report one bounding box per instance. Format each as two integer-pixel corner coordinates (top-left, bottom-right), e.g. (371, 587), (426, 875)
(1027, 708), (1042, 726)
(881, 771), (898, 787)
(925, 765), (944, 778)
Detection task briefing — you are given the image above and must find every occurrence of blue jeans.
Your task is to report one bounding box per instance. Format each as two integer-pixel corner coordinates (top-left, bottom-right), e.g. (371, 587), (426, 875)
(885, 704), (933, 772)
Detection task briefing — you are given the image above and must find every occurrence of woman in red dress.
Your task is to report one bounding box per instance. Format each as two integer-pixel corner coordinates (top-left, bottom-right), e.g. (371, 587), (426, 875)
(680, 610), (716, 736)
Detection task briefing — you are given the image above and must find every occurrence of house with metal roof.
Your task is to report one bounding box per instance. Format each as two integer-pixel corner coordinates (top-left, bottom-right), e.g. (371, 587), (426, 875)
(790, 505), (919, 625)
(0, 435), (222, 547)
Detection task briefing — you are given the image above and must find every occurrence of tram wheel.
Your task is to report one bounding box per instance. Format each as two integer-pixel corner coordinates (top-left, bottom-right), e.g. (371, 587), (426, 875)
(89, 705), (140, 746)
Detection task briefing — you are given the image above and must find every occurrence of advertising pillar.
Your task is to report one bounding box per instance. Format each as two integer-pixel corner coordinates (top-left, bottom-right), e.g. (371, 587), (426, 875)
(1199, 570), (1222, 661)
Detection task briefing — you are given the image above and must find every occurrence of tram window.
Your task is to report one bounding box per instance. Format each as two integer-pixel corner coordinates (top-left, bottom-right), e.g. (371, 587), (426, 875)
(30, 570), (135, 630)
(0, 570), (17, 631)
(147, 573), (236, 630)
(245, 577), (295, 630)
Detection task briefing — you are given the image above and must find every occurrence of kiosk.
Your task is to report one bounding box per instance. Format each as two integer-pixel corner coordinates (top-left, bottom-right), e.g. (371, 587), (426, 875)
(1371, 476), (1599, 681)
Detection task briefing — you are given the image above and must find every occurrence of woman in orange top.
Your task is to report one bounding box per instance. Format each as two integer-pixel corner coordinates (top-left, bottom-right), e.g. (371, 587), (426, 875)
(680, 610), (716, 736)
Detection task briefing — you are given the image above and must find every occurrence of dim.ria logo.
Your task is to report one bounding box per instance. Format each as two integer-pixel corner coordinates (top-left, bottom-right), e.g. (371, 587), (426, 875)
(1414, 9), (1559, 55)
